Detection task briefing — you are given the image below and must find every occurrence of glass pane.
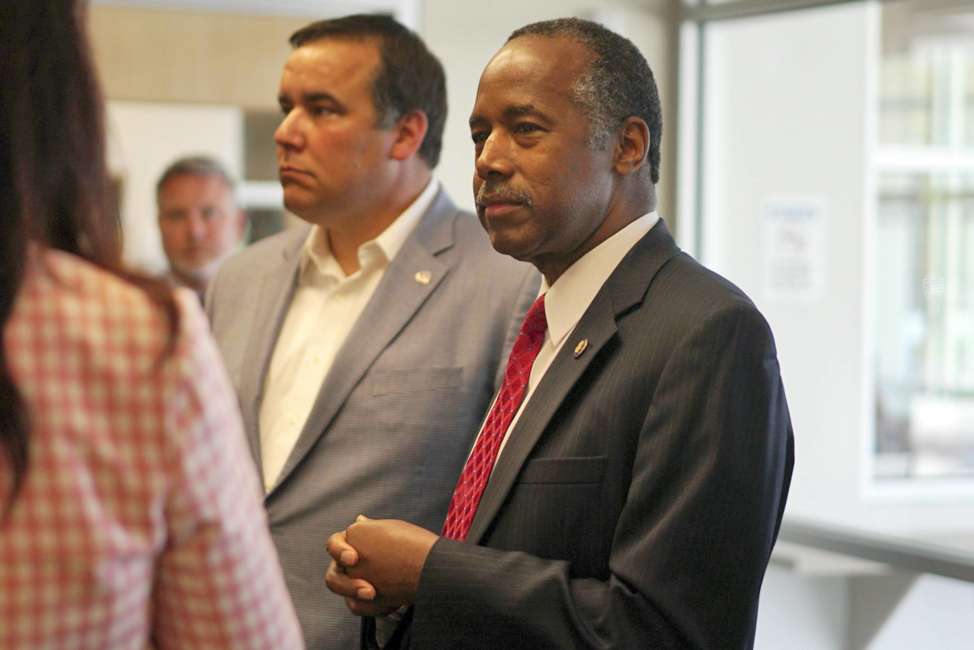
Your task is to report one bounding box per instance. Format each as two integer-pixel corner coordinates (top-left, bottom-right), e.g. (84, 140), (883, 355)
(246, 207), (285, 244)
(874, 172), (974, 480)
(880, 0), (974, 147)
(243, 110), (280, 182)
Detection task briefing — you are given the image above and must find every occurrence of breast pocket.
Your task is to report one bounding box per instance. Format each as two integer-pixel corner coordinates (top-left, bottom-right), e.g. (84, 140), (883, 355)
(369, 366), (469, 430)
(370, 366), (462, 396)
(517, 456), (607, 484)
(363, 366), (479, 526)
(505, 456), (608, 575)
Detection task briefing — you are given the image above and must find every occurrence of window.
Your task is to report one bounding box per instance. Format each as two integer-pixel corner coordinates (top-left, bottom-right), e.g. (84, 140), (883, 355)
(874, 0), (974, 481)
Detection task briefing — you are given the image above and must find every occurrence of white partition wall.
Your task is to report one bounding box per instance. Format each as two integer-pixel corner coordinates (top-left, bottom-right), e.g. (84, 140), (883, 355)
(698, 2), (877, 527)
(685, 0), (974, 534)
(680, 1), (974, 646)
(107, 101), (243, 273)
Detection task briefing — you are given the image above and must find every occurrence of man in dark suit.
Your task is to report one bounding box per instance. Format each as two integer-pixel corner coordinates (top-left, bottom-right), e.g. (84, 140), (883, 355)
(325, 17), (794, 649)
(206, 15), (537, 649)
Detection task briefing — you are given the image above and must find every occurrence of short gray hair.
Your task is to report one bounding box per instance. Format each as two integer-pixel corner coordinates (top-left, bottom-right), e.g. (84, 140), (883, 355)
(155, 155), (237, 200)
(508, 18), (662, 184)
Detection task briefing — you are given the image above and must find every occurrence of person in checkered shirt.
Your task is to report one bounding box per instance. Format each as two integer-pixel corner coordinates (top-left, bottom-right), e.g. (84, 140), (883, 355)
(0, 2), (303, 648)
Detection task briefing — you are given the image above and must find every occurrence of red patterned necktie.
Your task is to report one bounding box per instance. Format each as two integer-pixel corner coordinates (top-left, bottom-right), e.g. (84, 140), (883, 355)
(441, 294), (548, 541)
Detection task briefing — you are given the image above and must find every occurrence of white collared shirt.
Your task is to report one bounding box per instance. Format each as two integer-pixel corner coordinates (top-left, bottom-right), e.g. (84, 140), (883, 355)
(258, 180), (439, 492)
(493, 211), (660, 460)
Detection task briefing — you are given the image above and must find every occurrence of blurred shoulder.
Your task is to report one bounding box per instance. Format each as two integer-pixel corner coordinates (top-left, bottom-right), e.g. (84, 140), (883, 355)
(217, 225), (309, 278)
(13, 248), (207, 377)
(206, 226), (309, 310)
(33, 249), (171, 338)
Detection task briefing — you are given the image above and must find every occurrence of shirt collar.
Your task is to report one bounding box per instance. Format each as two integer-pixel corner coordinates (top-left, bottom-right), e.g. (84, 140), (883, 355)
(541, 211), (660, 346)
(298, 179), (440, 281)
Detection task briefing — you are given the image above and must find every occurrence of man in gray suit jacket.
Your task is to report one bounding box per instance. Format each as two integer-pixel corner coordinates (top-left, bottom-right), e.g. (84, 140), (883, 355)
(325, 18), (794, 649)
(206, 15), (537, 649)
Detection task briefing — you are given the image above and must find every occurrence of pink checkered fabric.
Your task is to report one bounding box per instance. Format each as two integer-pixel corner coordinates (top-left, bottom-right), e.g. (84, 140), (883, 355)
(441, 294), (547, 541)
(0, 250), (303, 649)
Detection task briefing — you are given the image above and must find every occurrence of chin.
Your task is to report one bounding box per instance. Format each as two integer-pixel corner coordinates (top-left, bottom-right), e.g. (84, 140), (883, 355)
(282, 188), (316, 214)
(486, 232), (535, 264)
(172, 265), (209, 284)
(281, 197), (306, 217)
(284, 197), (330, 226)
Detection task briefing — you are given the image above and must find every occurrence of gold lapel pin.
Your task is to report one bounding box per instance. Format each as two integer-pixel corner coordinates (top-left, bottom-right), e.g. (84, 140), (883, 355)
(573, 338), (589, 358)
(414, 270), (432, 285)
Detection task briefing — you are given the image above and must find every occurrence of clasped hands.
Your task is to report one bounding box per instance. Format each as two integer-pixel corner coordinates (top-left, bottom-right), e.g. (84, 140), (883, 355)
(325, 515), (439, 617)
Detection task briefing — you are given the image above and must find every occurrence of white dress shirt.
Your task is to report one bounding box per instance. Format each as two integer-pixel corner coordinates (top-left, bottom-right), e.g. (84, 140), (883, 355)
(258, 180), (440, 491)
(493, 211), (660, 460)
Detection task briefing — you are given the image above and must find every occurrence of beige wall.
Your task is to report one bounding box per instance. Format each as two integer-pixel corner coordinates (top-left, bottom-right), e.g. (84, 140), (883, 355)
(89, 2), (680, 227)
(89, 6), (309, 110)
(422, 0), (679, 218)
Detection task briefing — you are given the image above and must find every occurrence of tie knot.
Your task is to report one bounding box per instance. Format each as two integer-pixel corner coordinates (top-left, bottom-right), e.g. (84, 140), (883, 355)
(521, 294), (547, 339)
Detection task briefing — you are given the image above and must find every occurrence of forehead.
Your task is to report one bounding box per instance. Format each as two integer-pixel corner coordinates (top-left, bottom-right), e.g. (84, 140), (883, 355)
(280, 37), (381, 94)
(473, 36), (593, 113)
(159, 174), (232, 203)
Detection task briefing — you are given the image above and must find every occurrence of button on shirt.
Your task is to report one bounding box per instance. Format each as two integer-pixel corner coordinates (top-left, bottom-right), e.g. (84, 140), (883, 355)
(491, 212), (659, 462)
(258, 180), (439, 492)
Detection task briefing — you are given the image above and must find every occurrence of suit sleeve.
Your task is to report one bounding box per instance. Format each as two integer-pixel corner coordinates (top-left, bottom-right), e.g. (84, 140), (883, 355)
(409, 302), (794, 649)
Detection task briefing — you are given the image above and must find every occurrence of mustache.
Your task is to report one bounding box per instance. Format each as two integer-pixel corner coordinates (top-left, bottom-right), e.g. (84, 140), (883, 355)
(475, 183), (532, 207)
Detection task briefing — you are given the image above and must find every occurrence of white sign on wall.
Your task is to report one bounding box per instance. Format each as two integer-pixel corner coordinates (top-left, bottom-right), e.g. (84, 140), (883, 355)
(761, 196), (826, 302)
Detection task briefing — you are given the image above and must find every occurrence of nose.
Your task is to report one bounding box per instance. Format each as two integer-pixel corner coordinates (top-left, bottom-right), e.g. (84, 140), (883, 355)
(274, 109), (304, 151)
(187, 214), (207, 241)
(475, 131), (514, 181)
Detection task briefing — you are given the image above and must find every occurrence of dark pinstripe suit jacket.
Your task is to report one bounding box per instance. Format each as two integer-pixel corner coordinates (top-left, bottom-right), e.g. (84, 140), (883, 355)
(378, 219), (794, 649)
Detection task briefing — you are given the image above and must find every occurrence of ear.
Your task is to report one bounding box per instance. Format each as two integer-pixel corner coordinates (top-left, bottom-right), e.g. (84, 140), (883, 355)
(612, 116), (650, 176)
(389, 110), (430, 162)
(233, 208), (248, 240)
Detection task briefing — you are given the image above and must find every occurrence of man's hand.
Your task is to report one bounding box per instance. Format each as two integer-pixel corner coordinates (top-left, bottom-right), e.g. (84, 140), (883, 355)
(325, 521), (396, 617)
(325, 515), (439, 614)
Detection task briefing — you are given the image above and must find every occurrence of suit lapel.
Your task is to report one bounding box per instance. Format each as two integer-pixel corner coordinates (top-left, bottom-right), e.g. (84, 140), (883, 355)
(465, 297), (616, 544)
(466, 220), (681, 543)
(237, 230), (305, 480)
(268, 192), (457, 494)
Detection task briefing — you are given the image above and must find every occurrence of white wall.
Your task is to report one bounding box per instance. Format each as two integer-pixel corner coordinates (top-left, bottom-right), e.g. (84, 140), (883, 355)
(423, 0), (675, 214)
(107, 101), (242, 272)
(698, 4), (974, 647)
(755, 566), (849, 650)
(699, 1), (974, 533)
(703, 1), (872, 528)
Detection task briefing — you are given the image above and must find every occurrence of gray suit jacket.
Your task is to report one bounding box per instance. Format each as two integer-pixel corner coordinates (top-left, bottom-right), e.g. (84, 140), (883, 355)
(206, 189), (539, 649)
(388, 219), (793, 649)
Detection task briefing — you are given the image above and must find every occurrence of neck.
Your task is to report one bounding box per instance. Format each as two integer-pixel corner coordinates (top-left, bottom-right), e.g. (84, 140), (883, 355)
(171, 267), (207, 295)
(537, 183), (655, 286)
(328, 164), (432, 275)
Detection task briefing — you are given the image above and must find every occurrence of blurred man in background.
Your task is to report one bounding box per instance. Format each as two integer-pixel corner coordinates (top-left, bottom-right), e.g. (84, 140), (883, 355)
(156, 155), (247, 299)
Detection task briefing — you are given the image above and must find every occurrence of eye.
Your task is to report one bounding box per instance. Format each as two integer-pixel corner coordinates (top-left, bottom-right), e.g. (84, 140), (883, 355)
(513, 122), (543, 135)
(308, 105), (334, 117)
(471, 129), (488, 144)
